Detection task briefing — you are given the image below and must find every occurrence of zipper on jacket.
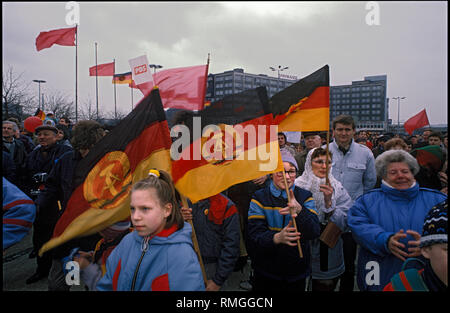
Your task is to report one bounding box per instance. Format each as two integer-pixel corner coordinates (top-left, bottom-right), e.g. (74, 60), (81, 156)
(130, 235), (150, 291)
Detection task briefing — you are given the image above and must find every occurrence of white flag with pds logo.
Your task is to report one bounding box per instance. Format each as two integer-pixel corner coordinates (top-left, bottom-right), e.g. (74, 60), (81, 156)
(129, 55), (153, 85)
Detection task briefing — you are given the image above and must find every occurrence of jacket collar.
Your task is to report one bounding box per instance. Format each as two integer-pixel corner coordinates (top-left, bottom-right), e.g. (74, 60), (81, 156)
(380, 180), (420, 200)
(269, 180), (294, 200)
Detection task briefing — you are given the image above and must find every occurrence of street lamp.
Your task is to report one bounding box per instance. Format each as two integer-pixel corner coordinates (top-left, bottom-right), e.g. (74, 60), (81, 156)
(392, 96), (406, 133)
(269, 65), (289, 78)
(149, 64), (163, 74)
(33, 79), (46, 110)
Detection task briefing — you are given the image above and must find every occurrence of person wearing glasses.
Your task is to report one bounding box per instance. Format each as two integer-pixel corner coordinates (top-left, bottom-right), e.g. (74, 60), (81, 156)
(295, 147), (352, 291)
(327, 115), (377, 291)
(247, 151), (320, 291)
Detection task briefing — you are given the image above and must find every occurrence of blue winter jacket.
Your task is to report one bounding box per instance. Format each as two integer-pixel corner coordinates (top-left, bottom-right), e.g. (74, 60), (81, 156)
(3, 177), (36, 250)
(348, 182), (447, 291)
(96, 222), (205, 291)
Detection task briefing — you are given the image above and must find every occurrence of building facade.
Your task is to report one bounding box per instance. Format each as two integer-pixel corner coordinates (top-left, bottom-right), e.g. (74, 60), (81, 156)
(205, 68), (297, 102)
(330, 75), (388, 133)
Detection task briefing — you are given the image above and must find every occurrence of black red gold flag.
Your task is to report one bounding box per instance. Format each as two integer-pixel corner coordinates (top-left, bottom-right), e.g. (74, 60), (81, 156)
(112, 72), (133, 84)
(269, 65), (330, 132)
(39, 88), (172, 255)
(34, 108), (46, 121)
(171, 87), (283, 203)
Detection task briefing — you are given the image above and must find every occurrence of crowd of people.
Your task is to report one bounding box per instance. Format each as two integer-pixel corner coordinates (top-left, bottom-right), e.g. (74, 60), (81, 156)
(3, 112), (448, 291)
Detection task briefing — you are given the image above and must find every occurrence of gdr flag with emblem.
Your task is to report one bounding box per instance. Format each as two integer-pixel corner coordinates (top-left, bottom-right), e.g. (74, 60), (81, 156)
(171, 87), (284, 203)
(39, 88), (172, 255)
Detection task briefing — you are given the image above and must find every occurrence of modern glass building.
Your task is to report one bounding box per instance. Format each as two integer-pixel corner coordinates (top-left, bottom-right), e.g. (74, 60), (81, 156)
(205, 68), (297, 102)
(330, 75), (388, 132)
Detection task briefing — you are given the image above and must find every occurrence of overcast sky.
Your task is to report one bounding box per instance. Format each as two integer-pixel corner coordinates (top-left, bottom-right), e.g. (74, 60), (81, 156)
(2, 1), (448, 125)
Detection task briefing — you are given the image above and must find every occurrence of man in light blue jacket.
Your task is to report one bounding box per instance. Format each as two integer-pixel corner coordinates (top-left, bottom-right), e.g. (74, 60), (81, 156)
(326, 115), (376, 291)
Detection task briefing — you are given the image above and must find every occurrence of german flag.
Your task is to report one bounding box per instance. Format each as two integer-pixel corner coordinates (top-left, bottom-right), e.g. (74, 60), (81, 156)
(270, 65), (329, 132)
(39, 88), (172, 255)
(112, 71), (133, 84)
(34, 108), (46, 121)
(171, 87), (284, 203)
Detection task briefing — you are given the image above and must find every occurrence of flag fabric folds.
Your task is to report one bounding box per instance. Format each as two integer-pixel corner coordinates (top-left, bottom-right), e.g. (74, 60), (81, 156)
(411, 145), (444, 172)
(136, 64), (208, 111)
(269, 65), (330, 132)
(171, 87), (284, 203)
(89, 62), (115, 76)
(112, 72), (133, 84)
(403, 109), (430, 135)
(39, 88), (172, 255)
(35, 26), (76, 52)
(34, 108), (46, 121)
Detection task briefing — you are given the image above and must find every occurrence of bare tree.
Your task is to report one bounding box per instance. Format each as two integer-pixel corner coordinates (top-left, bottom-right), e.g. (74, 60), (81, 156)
(42, 90), (74, 119)
(2, 66), (35, 120)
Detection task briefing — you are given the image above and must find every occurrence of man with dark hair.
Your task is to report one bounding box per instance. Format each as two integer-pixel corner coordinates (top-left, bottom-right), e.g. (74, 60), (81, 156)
(295, 131), (322, 176)
(327, 114), (377, 291)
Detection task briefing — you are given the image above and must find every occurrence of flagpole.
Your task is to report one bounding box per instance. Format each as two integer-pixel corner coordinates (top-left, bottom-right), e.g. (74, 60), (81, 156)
(95, 42), (99, 120)
(131, 84), (133, 111)
(180, 195), (208, 286)
(113, 58), (117, 120)
(281, 169), (303, 258)
(75, 24), (78, 123)
(202, 53), (210, 110)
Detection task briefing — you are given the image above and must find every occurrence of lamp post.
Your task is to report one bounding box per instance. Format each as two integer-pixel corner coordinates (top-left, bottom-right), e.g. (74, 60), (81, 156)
(33, 79), (46, 110)
(269, 65), (289, 78)
(392, 96), (406, 133)
(149, 64), (163, 74)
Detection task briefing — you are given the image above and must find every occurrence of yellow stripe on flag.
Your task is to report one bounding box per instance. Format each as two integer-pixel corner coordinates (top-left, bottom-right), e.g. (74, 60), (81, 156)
(278, 107), (330, 132)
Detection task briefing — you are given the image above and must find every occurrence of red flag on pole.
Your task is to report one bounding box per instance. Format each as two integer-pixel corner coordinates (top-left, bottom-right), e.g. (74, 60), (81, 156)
(35, 26), (77, 51)
(89, 62), (115, 76)
(403, 109), (430, 135)
(136, 64), (208, 111)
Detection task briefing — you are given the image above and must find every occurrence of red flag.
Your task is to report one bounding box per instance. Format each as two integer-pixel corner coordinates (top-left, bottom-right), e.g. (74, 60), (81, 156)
(89, 62), (115, 76)
(35, 26), (76, 51)
(136, 64), (208, 111)
(403, 109), (430, 135)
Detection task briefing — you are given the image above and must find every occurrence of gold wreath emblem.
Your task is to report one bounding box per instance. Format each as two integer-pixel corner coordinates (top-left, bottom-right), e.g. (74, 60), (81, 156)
(83, 151), (132, 210)
(202, 124), (243, 165)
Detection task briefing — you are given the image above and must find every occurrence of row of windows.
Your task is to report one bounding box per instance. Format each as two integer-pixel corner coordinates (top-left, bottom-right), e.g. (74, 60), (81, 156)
(332, 98), (382, 104)
(333, 85), (383, 92)
(331, 91), (383, 98)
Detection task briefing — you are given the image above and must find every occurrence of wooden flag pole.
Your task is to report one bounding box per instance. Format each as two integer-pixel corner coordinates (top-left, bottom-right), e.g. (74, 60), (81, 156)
(113, 59), (117, 120)
(180, 195), (208, 286)
(281, 168), (303, 258)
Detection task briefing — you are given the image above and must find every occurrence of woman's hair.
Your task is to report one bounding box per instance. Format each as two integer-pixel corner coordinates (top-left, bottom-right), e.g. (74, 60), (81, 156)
(384, 138), (408, 151)
(310, 147), (333, 161)
(131, 169), (184, 230)
(375, 149), (420, 178)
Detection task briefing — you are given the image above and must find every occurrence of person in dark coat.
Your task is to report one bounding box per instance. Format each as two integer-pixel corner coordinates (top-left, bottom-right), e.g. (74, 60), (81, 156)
(24, 124), (73, 284)
(3, 120), (28, 191)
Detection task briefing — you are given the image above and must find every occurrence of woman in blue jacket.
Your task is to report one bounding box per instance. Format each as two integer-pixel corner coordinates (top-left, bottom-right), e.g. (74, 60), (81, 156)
(348, 150), (447, 291)
(96, 169), (205, 291)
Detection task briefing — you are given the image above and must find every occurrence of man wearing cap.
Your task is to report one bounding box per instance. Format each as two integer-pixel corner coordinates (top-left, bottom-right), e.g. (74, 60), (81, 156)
(24, 124), (73, 284)
(294, 131), (322, 176)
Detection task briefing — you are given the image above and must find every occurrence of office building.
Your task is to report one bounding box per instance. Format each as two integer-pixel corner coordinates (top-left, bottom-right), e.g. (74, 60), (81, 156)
(330, 75), (388, 132)
(205, 68), (297, 102)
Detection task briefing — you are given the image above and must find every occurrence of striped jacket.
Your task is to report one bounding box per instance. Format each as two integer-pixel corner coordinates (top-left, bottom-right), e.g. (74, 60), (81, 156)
(247, 181), (320, 282)
(3, 177), (36, 250)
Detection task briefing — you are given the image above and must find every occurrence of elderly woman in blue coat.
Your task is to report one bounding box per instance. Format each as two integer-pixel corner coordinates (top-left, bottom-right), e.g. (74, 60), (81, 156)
(348, 149), (447, 291)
